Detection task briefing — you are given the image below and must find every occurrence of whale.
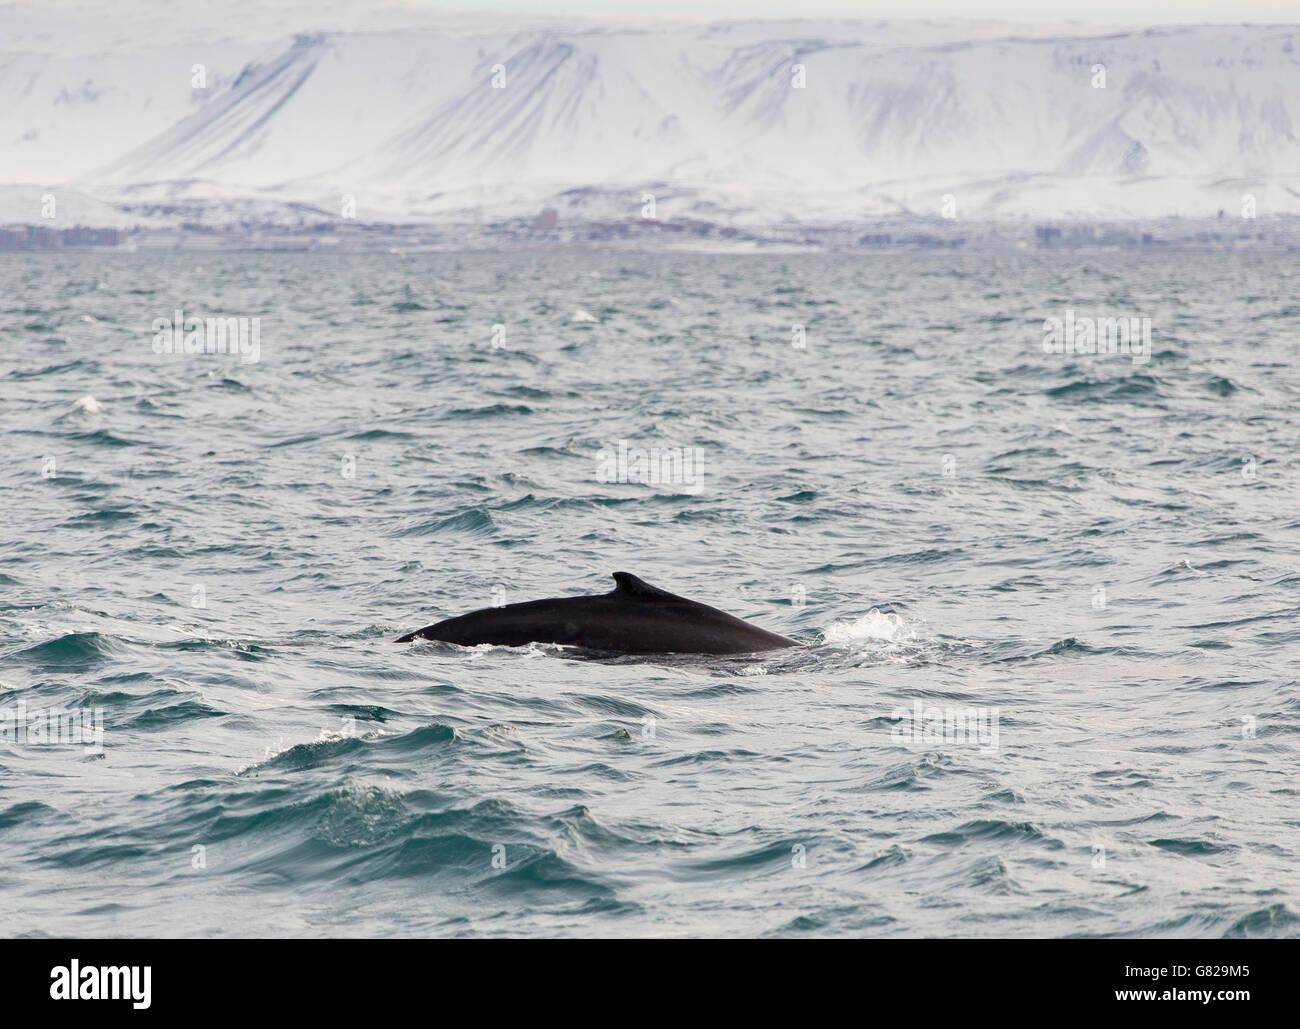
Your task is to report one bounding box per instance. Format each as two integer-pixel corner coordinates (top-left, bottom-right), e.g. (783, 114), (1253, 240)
(395, 572), (799, 656)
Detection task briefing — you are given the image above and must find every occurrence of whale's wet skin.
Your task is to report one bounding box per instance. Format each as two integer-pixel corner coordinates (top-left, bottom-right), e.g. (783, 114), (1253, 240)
(3, 251), (1299, 938)
(397, 572), (800, 654)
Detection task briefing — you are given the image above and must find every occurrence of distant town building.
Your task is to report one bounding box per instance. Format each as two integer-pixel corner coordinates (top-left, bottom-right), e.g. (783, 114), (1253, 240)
(0, 225), (124, 249)
(60, 226), (124, 246)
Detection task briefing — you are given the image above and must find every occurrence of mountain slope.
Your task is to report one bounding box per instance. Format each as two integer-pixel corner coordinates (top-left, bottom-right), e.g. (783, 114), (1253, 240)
(2, 8), (1298, 224)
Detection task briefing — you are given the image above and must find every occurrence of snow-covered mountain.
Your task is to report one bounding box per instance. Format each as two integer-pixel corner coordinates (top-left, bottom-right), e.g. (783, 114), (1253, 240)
(2, 4), (1299, 226)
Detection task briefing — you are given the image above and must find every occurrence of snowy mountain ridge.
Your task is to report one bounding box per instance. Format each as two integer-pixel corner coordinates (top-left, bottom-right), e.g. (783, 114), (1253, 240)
(2, 6), (1299, 227)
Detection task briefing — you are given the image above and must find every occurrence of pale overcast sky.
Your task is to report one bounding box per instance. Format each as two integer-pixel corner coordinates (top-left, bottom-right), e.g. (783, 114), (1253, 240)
(19, 0), (1300, 24)
(430, 0), (1297, 21)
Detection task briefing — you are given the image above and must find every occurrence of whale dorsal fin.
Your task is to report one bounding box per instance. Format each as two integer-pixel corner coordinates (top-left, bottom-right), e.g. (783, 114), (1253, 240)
(612, 572), (683, 602)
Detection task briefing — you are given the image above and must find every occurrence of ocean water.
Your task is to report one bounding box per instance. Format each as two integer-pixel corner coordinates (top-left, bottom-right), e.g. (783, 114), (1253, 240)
(2, 250), (1298, 939)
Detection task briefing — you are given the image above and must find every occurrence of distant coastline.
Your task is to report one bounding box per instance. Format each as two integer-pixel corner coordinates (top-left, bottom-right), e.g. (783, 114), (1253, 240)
(3, 214), (1297, 253)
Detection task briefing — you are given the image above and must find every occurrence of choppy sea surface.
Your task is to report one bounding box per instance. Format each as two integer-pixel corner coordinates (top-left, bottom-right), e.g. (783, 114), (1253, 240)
(2, 251), (1298, 938)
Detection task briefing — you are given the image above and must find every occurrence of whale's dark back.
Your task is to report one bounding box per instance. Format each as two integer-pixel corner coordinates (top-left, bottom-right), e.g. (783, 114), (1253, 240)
(395, 572), (798, 655)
